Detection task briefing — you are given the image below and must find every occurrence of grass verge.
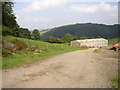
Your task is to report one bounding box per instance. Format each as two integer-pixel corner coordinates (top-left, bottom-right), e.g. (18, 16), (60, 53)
(2, 36), (87, 69)
(110, 77), (119, 88)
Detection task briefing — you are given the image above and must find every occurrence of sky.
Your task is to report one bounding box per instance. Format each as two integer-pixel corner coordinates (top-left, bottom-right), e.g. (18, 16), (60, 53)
(13, 0), (119, 30)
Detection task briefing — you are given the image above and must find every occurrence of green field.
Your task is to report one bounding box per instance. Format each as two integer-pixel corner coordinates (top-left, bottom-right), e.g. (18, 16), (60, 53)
(108, 38), (120, 45)
(2, 36), (87, 69)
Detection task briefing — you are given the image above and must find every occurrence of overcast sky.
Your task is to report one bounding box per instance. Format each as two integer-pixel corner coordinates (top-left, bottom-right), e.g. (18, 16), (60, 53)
(13, 0), (119, 30)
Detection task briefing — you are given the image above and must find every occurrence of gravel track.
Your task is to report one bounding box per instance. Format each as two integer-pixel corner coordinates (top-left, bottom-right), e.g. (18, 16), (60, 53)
(2, 48), (118, 88)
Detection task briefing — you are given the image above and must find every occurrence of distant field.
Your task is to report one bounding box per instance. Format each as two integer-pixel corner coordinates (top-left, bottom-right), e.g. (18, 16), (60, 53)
(108, 38), (120, 45)
(2, 36), (87, 69)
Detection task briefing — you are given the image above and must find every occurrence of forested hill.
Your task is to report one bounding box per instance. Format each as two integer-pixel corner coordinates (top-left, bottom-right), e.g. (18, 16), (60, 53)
(42, 23), (119, 39)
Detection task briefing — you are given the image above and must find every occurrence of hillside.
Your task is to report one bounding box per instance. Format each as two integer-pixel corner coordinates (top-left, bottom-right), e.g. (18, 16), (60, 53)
(42, 23), (119, 39)
(2, 36), (86, 68)
(40, 29), (51, 35)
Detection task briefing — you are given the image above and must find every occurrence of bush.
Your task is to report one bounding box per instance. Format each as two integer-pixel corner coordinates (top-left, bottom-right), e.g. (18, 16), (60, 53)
(2, 47), (12, 57)
(2, 39), (39, 57)
(80, 37), (87, 40)
(11, 39), (25, 51)
(21, 42), (39, 53)
(12, 40), (39, 53)
(44, 37), (64, 43)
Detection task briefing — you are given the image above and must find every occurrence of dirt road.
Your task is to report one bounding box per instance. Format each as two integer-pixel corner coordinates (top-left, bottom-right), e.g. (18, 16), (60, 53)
(2, 48), (118, 88)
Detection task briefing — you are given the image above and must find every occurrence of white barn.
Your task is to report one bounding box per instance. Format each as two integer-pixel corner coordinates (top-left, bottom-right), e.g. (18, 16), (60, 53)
(71, 38), (108, 48)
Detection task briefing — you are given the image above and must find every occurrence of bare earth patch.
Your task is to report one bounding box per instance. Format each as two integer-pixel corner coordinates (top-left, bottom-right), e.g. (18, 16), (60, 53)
(2, 48), (118, 88)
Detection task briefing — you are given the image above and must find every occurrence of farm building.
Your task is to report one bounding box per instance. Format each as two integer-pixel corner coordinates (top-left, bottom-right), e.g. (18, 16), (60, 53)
(71, 38), (108, 48)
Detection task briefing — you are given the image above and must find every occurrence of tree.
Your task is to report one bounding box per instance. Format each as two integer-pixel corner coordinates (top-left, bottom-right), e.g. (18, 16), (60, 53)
(2, 26), (12, 36)
(64, 33), (73, 42)
(2, 1), (19, 36)
(32, 29), (40, 40)
(72, 36), (78, 40)
(19, 28), (31, 39)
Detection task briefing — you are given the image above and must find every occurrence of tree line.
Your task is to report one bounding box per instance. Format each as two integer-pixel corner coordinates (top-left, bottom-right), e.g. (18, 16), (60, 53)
(44, 33), (93, 43)
(2, 1), (40, 40)
(2, 1), (88, 43)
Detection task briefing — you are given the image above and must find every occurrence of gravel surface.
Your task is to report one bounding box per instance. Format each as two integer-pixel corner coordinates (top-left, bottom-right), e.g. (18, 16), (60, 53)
(2, 48), (118, 88)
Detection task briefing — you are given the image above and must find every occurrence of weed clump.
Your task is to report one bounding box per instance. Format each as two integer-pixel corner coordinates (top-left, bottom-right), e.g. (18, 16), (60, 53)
(2, 39), (40, 57)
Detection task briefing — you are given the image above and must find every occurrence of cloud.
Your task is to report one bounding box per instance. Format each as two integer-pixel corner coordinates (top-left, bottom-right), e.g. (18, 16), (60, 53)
(70, 2), (118, 15)
(16, 15), (50, 29)
(15, 0), (67, 18)
(22, 0), (66, 13)
(21, 16), (49, 23)
(14, 1), (118, 30)
(14, 0), (67, 30)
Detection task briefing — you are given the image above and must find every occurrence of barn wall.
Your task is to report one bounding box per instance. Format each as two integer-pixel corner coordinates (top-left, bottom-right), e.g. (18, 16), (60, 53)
(71, 39), (108, 48)
(71, 41), (80, 47)
(81, 40), (108, 48)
